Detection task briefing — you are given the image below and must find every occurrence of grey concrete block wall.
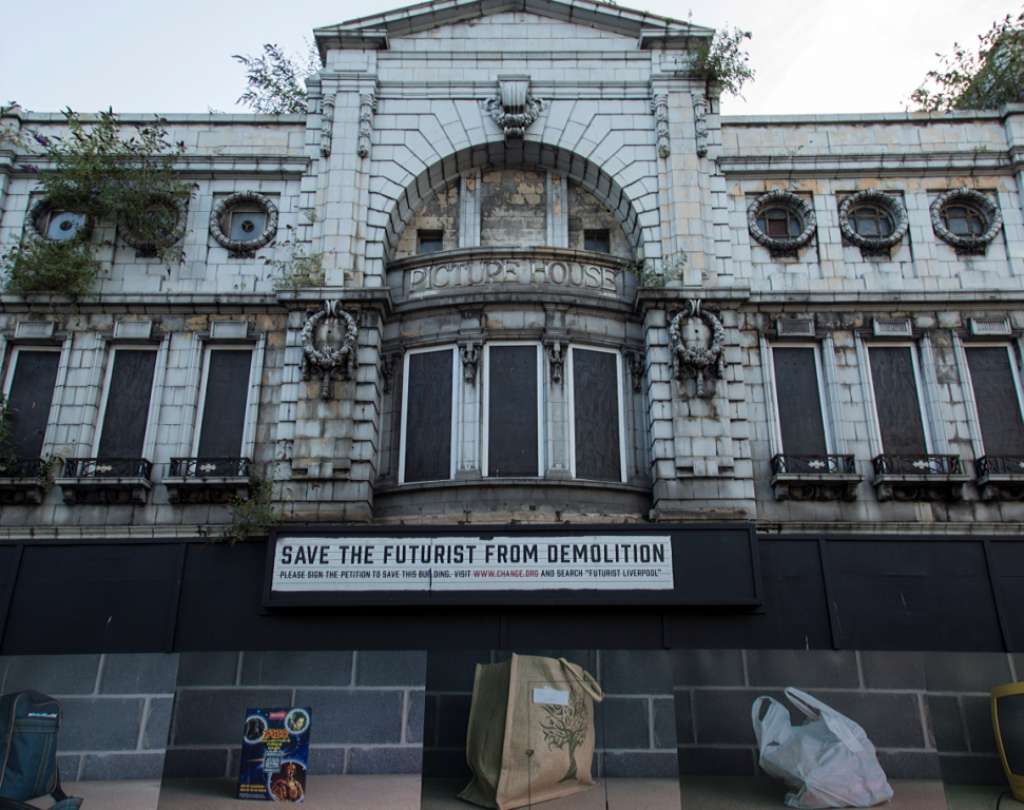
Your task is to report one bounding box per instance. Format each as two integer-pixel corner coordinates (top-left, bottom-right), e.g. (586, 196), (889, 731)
(673, 649), (1018, 785)
(164, 651), (426, 778)
(422, 650), (678, 779)
(0, 653), (179, 782)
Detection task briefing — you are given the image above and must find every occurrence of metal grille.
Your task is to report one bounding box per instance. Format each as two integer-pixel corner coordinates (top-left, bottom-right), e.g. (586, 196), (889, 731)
(872, 454), (962, 475)
(169, 457), (251, 478)
(63, 458), (153, 479)
(771, 454), (856, 475)
(0, 458), (49, 478)
(976, 456), (1024, 478)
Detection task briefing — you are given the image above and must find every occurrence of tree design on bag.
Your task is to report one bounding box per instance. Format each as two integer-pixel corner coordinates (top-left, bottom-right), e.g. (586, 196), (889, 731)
(539, 686), (588, 782)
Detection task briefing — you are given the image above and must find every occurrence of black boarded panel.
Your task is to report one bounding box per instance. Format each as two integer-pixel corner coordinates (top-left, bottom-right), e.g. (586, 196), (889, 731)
(501, 610), (663, 649)
(98, 350), (157, 458)
(6, 351), (60, 460)
(772, 347), (826, 456)
(176, 543), (501, 650)
(2, 544), (180, 654)
(869, 346), (927, 455)
(573, 349), (621, 481)
(0, 546), (20, 644)
(404, 350), (453, 483)
(988, 541), (1024, 651)
(664, 538), (831, 649)
(197, 350), (252, 457)
(966, 347), (1024, 455)
(488, 346), (538, 477)
(826, 541), (1003, 651)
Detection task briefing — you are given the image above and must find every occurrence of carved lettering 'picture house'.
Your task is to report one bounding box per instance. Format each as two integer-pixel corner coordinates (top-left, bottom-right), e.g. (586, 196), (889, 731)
(2, 0), (1024, 795)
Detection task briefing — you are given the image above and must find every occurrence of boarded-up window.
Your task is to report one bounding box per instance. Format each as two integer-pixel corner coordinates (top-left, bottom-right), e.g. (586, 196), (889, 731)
(402, 349), (454, 483)
(4, 350), (60, 460)
(772, 347), (827, 456)
(572, 348), (621, 481)
(869, 346), (927, 455)
(487, 345), (538, 476)
(966, 346), (1024, 455)
(197, 349), (253, 458)
(97, 350), (157, 458)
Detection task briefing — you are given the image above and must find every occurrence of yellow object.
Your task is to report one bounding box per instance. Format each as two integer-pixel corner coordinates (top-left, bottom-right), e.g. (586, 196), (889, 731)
(992, 682), (1024, 801)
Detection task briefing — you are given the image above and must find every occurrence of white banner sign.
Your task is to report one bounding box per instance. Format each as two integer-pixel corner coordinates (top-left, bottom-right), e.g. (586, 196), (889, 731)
(271, 535), (674, 593)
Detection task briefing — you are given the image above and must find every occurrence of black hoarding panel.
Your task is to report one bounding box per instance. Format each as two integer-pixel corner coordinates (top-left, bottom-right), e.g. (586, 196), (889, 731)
(6, 351), (60, 460)
(664, 539), (831, 649)
(0, 545), (21, 645)
(989, 541), (1024, 651)
(827, 541), (1004, 651)
(572, 348), (621, 482)
(772, 347), (827, 456)
(403, 349), (454, 483)
(487, 346), (538, 476)
(500, 611), (663, 650)
(868, 346), (928, 455)
(97, 350), (157, 458)
(176, 543), (501, 650)
(966, 347), (1024, 456)
(1, 544), (181, 654)
(197, 349), (253, 458)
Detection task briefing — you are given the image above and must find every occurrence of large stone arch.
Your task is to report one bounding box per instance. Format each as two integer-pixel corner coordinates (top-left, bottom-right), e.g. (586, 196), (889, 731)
(371, 140), (655, 263)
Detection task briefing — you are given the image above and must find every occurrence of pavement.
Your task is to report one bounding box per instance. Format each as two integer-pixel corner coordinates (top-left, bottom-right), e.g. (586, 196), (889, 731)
(422, 777), (682, 809)
(157, 775), (421, 809)
(26, 780), (162, 810)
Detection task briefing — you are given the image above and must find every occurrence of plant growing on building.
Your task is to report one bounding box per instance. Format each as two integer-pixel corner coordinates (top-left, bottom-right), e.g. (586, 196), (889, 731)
(692, 25), (755, 98)
(0, 397), (18, 474)
(2, 238), (100, 299)
(223, 477), (277, 543)
(911, 8), (1024, 111)
(273, 248), (326, 289)
(540, 687), (589, 782)
(234, 42), (320, 114)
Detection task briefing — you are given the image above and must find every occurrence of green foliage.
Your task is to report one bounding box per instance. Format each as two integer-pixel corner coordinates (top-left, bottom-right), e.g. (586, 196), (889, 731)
(223, 477), (277, 544)
(0, 397), (17, 471)
(2, 238), (100, 298)
(912, 9), (1024, 111)
(273, 249), (326, 289)
(692, 26), (755, 98)
(234, 42), (320, 115)
(34, 109), (188, 261)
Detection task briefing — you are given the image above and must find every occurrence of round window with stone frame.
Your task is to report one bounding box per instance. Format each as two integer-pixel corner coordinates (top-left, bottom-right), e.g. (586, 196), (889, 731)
(29, 199), (91, 243)
(747, 190), (817, 253)
(209, 191), (279, 252)
(838, 191), (909, 251)
(121, 193), (187, 254)
(930, 188), (1003, 252)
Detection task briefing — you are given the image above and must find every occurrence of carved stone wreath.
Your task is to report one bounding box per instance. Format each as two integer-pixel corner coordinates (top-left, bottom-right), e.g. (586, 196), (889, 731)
(838, 190), (909, 250)
(929, 187), (1003, 251)
(209, 191), (279, 252)
(669, 300), (726, 399)
(747, 190), (816, 252)
(121, 193), (187, 252)
(29, 198), (92, 241)
(301, 300), (359, 400)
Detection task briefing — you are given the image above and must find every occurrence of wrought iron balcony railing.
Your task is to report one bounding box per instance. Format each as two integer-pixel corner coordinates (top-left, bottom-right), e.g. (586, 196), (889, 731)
(771, 454), (856, 475)
(0, 458), (49, 478)
(169, 457), (251, 479)
(872, 454), (963, 476)
(62, 458), (153, 479)
(976, 455), (1024, 478)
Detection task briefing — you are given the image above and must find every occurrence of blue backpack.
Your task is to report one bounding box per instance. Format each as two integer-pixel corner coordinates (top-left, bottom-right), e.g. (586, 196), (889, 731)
(0, 691), (82, 809)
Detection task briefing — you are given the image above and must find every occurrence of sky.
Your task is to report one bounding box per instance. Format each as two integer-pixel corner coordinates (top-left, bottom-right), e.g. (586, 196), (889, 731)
(0, 0), (1014, 117)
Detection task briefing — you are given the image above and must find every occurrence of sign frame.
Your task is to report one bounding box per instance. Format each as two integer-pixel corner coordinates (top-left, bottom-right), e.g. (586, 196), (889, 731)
(262, 523), (760, 608)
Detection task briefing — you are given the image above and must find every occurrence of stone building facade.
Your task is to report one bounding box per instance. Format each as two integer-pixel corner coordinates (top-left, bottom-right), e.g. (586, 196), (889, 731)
(1, 0), (1024, 785)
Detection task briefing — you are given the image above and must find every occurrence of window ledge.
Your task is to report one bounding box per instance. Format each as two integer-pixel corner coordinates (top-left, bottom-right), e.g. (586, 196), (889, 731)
(0, 477), (48, 506)
(770, 472), (863, 502)
(57, 458), (153, 506)
(872, 473), (972, 502)
(375, 477), (650, 496)
(165, 476), (250, 504)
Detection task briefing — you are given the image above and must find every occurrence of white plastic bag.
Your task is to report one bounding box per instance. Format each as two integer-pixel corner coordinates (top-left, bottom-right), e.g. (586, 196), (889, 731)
(751, 687), (894, 809)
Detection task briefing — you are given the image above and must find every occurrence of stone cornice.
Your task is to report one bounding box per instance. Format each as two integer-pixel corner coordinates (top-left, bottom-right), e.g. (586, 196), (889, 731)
(717, 150), (1014, 177)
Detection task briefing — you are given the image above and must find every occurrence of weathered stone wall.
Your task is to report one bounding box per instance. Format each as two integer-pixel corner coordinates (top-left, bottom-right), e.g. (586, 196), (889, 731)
(674, 648), (1020, 784)
(423, 650), (678, 779)
(0, 653), (178, 781)
(164, 651), (425, 778)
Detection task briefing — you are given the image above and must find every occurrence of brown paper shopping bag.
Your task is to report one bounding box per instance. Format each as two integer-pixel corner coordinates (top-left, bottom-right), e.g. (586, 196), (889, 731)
(459, 654), (604, 809)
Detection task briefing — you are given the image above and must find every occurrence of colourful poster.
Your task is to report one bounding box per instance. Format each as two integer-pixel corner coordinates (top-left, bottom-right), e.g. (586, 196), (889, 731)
(237, 706), (312, 802)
